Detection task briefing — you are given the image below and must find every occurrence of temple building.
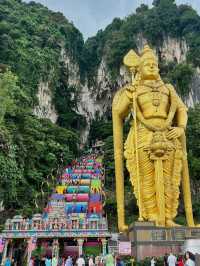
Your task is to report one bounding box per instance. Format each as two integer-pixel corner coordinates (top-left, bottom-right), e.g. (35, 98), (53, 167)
(0, 155), (110, 265)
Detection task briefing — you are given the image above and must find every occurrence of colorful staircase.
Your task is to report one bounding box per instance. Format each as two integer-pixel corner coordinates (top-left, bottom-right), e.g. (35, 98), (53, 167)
(48, 155), (107, 231)
(1, 154), (110, 239)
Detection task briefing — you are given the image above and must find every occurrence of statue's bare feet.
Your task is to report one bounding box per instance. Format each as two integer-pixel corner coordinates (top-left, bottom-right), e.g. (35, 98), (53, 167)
(166, 219), (181, 227)
(148, 214), (157, 224)
(119, 224), (128, 232)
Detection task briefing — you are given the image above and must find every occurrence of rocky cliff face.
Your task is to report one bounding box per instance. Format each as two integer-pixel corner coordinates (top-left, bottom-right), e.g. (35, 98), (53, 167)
(136, 34), (188, 63)
(34, 36), (200, 142)
(186, 68), (200, 107)
(33, 81), (58, 123)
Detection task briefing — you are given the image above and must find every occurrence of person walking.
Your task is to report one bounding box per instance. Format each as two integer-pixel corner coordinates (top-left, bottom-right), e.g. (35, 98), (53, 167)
(177, 256), (184, 266)
(35, 256), (41, 266)
(151, 257), (156, 266)
(52, 256), (58, 266)
(45, 257), (52, 266)
(4, 257), (11, 266)
(65, 256), (73, 266)
(76, 255), (85, 266)
(164, 254), (168, 266)
(88, 256), (94, 266)
(58, 257), (64, 266)
(61, 257), (65, 266)
(28, 257), (34, 266)
(105, 253), (114, 266)
(99, 256), (104, 266)
(167, 253), (177, 266)
(185, 252), (195, 266)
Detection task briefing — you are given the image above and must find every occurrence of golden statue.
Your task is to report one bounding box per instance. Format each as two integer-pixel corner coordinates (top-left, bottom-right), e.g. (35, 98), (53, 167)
(112, 45), (195, 231)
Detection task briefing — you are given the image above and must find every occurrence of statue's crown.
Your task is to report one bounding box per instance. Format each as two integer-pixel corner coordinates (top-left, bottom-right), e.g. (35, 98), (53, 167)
(140, 45), (158, 64)
(123, 44), (158, 71)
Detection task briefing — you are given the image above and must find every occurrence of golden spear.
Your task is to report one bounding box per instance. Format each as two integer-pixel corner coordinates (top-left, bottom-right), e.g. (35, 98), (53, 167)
(124, 50), (143, 221)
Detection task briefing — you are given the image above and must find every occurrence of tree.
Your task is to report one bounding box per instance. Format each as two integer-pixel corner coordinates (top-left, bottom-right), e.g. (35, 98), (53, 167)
(168, 63), (194, 97)
(152, 0), (175, 7)
(0, 70), (19, 124)
(187, 105), (200, 181)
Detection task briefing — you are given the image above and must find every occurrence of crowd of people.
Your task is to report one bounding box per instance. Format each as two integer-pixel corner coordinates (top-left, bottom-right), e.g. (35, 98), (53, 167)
(25, 253), (115, 266)
(3, 250), (198, 266)
(151, 251), (196, 266)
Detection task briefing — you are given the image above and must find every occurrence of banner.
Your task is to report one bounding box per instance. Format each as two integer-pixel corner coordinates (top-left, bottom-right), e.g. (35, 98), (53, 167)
(118, 241), (131, 255)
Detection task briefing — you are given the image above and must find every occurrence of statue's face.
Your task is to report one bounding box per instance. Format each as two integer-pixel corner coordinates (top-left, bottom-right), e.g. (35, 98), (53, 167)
(140, 59), (159, 80)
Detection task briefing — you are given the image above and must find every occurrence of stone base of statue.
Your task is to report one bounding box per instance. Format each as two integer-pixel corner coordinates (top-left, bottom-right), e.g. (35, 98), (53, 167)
(127, 221), (200, 260)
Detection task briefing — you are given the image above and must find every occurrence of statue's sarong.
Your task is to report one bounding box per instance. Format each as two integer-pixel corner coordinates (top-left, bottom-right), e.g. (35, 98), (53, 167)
(124, 121), (183, 222)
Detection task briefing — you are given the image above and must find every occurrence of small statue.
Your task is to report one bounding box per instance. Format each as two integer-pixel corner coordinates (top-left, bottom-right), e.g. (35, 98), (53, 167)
(112, 45), (195, 231)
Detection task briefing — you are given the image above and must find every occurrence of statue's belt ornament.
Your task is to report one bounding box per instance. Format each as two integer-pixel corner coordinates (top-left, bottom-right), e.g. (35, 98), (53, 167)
(147, 131), (174, 160)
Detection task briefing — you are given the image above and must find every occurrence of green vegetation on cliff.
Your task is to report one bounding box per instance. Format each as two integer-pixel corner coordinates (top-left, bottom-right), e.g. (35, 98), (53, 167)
(0, 70), (79, 226)
(0, 0), (84, 223)
(0, 0), (84, 120)
(84, 0), (198, 97)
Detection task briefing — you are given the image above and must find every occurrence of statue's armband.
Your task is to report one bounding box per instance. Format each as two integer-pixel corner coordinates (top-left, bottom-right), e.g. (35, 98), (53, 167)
(112, 85), (133, 115)
(166, 83), (187, 111)
(166, 83), (188, 129)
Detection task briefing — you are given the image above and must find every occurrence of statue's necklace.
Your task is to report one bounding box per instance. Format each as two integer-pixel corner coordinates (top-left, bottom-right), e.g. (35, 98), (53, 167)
(152, 87), (162, 107)
(143, 82), (162, 107)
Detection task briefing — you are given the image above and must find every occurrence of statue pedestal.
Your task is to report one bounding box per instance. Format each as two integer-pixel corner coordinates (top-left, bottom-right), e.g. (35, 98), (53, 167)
(127, 222), (200, 260)
(128, 221), (156, 243)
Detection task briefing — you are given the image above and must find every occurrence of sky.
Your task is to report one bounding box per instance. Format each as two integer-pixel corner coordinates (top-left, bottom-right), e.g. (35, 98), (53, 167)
(24, 0), (200, 39)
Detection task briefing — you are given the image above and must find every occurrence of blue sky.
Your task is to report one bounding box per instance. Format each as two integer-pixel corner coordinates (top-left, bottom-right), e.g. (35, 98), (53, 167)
(23, 0), (200, 39)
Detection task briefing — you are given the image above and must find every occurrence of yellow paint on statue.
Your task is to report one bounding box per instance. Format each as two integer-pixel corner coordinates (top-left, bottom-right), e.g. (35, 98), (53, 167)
(112, 44), (195, 232)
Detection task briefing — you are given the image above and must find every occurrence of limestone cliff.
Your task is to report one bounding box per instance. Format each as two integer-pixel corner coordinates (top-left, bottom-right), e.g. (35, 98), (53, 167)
(29, 0), (200, 142)
(77, 36), (199, 140)
(33, 35), (200, 142)
(33, 81), (58, 123)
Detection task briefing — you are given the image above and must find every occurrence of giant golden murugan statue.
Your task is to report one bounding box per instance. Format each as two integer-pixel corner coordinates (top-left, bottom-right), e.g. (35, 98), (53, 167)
(112, 45), (195, 232)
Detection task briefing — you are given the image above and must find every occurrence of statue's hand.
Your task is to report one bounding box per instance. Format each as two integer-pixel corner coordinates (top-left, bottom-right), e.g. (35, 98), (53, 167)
(166, 127), (184, 140)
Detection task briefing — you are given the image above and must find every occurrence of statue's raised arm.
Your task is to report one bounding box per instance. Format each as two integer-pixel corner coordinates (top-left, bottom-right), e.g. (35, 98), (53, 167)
(112, 44), (195, 231)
